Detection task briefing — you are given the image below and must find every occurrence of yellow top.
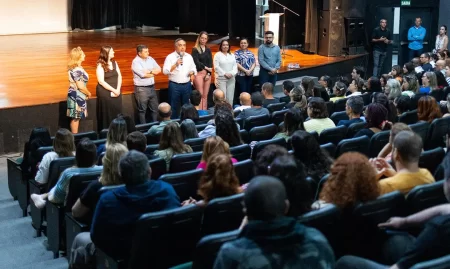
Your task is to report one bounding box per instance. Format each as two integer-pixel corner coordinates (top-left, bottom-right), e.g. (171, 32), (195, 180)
(330, 96), (345, 103)
(379, 168), (435, 195)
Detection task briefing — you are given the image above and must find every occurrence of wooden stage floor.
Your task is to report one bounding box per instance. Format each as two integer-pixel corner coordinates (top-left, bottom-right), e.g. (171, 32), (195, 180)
(0, 31), (359, 109)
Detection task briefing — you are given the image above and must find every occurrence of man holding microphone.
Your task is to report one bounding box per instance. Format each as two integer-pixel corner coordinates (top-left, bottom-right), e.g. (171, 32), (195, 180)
(372, 19), (392, 77)
(163, 38), (197, 119)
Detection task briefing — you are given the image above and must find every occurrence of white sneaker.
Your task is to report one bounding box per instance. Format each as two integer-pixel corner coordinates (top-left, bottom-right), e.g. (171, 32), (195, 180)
(30, 194), (46, 209)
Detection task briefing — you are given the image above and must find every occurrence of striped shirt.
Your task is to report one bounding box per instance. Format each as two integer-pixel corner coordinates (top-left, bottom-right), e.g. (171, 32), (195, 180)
(235, 49), (256, 76)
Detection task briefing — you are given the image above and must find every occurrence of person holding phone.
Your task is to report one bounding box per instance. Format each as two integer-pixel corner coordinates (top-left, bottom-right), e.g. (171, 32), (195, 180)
(372, 19), (392, 77)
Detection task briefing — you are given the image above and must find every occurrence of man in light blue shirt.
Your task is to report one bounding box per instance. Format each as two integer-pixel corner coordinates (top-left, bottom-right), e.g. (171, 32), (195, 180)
(258, 31), (281, 89)
(132, 45), (162, 124)
(408, 17), (427, 61)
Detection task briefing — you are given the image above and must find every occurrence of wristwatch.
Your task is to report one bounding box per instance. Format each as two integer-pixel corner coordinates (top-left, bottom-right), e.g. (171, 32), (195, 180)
(150, 70), (153, 75)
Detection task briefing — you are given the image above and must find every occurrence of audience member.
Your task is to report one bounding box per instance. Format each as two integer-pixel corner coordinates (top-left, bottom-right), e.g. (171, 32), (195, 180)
(338, 96), (364, 127)
(385, 79), (402, 101)
(21, 127), (52, 176)
(443, 93), (450, 118)
(377, 123), (412, 162)
(435, 59), (446, 74)
(420, 71), (437, 94)
(280, 80), (295, 104)
(435, 70), (449, 88)
(316, 84), (330, 101)
(380, 74), (390, 92)
(261, 82), (280, 107)
(214, 176), (335, 269)
(97, 116), (128, 155)
(373, 92), (397, 123)
(367, 76), (383, 93)
(197, 136), (237, 169)
(420, 53), (433, 72)
(148, 102), (178, 135)
(190, 90), (209, 116)
(291, 130), (333, 181)
(180, 119), (199, 140)
(118, 114), (136, 134)
(234, 92), (252, 112)
(403, 62), (415, 76)
(254, 145), (288, 176)
(330, 82), (347, 102)
(216, 109), (243, 147)
(304, 97), (335, 134)
(418, 95), (442, 123)
(354, 103), (391, 139)
(302, 77), (315, 98)
(401, 75), (419, 97)
(445, 64), (450, 85)
(285, 87), (307, 111)
(199, 102), (236, 138)
(347, 78), (364, 98)
(154, 122), (193, 170)
(126, 131), (152, 159)
(352, 66), (365, 81)
(390, 65), (403, 83)
(180, 103), (199, 123)
(371, 131), (435, 195)
(207, 89), (226, 114)
(273, 108), (305, 141)
(394, 95), (411, 116)
(237, 92), (270, 120)
(319, 75), (333, 95)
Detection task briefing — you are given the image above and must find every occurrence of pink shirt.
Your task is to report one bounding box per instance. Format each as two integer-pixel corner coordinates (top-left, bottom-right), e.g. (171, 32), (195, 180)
(196, 158), (238, 169)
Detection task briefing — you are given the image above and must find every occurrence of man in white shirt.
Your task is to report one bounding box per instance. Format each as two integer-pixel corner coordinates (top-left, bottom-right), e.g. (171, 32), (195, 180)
(234, 92), (251, 112)
(131, 45), (161, 124)
(163, 38), (197, 119)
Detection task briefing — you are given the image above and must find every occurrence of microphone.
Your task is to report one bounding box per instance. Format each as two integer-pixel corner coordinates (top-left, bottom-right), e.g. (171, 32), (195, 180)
(179, 52), (184, 66)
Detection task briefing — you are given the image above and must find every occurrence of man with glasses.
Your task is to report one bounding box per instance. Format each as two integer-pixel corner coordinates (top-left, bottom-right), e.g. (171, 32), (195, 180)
(419, 53), (433, 72)
(372, 19), (392, 77)
(258, 31), (281, 88)
(408, 17), (427, 61)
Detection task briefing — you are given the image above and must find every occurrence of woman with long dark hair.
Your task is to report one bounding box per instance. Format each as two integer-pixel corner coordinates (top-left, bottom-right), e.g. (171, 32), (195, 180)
(215, 109), (243, 147)
(354, 103), (391, 139)
(273, 108), (305, 141)
(96, 46), (123, 131)
(192, 31), (213, 110)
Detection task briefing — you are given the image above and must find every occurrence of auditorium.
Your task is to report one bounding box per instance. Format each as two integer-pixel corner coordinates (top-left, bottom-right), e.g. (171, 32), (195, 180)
(2, 0), (450, 268)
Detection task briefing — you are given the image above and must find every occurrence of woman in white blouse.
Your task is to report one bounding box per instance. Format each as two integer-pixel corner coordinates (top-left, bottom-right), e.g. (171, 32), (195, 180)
(214, 40), (238, 105)
(434, 25), (449, 53)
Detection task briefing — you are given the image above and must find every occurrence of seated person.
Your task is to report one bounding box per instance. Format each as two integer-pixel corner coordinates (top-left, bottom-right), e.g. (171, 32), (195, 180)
(148, 103), (179, 135)
(419, 71), (438, 94)
(97, 116), (128, 156)
(199, 103), (241, 143)
(315, 84), (330, 102)
(443, 93), (450, 118)
(254, 145), (289, 176)
(190, 90), (209, 116)
(154, 122), (193, 171)
(30, 138), (101, 209)
(197, 136), (237, 169)
(319, 75), (333, 95)
(304, 97), (336, 135)
(418, 95), (442, 123)
(237, 92), (270, 120)
(335, 151), (450, 269)
(346, 78), (364, 98)
(207, 89), (226, 115)
(401, 75), (420, 98)
(34, 128), (75, 184)
(420, 53), (433, 72)
(371, 131), (435, 195)
(354, 103), (391, 139)
(71, 143), (128, 222)
(69, 151), (180, 267)
(180, 119), (199, 140)
(280, 80), (295, 104)
(338, 96), (364, 127)
(261, 82), (280, 107)
(273, 108), (305, 141)
(234, 92), (252, 112)
(126, 131), (153, 159)
(314, 152), (380, 210)
(394, 95), (411, 116)
(180, 103), (199, 123)
(214, 176), (335, 269)
(377, 123), (412, 163)
(302, 77), (315, 98)
(285, 87), (307, 111)
(330, 82), (347, 102)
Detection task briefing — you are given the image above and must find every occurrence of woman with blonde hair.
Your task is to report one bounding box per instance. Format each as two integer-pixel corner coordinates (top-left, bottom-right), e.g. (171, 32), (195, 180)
(385, 78), (402, 101)
(97, 116), (128, 155)
(192, 31), (213, 110)
(197, 136), (238, 169)
(96, 46), (123, 131)
(71, 143), (128, 221)
(67, 47), (91, 133)
(420, 71), (438, 94)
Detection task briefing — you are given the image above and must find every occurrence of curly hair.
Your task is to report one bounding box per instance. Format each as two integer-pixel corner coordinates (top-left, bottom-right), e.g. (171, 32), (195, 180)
(68, 47), (84, 70)
(215, 109), (242, 147)
(198, 154), (241, 203)
(418, 96), (442, 123)
(291, 130), (333, 181)
(320, 152), (380, 209)
(254, 145), (289, 175)
(201, 136), (231, 162)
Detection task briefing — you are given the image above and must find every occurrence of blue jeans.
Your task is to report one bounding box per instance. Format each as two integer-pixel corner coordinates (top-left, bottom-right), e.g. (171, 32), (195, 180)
(168, 81), (192, 119)
(373, 50), (387, 77)
(236, 75), (254, 93)
(259, 68), (277, 89)
(409, 48), (423, 62)
(134, 85), (159, 124)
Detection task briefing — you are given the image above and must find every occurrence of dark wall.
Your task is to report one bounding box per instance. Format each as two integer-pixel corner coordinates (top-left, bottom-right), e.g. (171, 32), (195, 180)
(269, 0), (306, 46)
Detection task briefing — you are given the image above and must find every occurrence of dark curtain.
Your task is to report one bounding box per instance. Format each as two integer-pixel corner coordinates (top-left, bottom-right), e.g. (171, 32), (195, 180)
(228, 0), (256, 39)
(141, 0), (179, 28)
(269, 0), (306, 46)
(179, 0), (228, 35)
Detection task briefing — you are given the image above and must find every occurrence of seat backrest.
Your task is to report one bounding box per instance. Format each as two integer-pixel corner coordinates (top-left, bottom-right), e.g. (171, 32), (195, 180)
(97, 152), (106, 166)
(229, 144), (251, 162)
(430, 89), (444, 102)
(406, 181), (447, 215)
(398, 110), (418, 125)
(47, 157), (76, 190)
(144, 144), (159, 156)
(271, 109), (288, 126)
(411, 94), (427, 110)
(361, 93), (371, 106)
(319, 125), (347, 145)
(249, 123), (278, 142)
(193, 230), (240, 269)
(252, 138), (287, 160)
(346, 122), (366, 138)
(98, 184), (125, 197)
(410, 254), (450, 269)
(235, 118), (244, 130)
(201, 193), (245, 236)
(135, 122), (160, 133)
(92, 139), (107, 148)
(315, 174), (329, 200)
(335, 135), (370, 158)
(267, 102), (286, 114)
(145, 131), (162, 145)
(169, 152), (203, 173)
(74, 131), (98, 145)
(65, 171), (102, 211)
(233, 159), (254, 185)
(99, 129), (108, 139)
(196, 123), (209, 132)
(419, 147), (446, 175)
(426, 117), (450, 149)
(326, 101), (334, 115)
(409, 121), (430, 144)
(239, 129), (249, 144)
(197, 114), (214, 125)
(320, 143), (336, 158)
(185, 137), (207, 152)
(159, 169), (203, 201)
(244, 114), (271, 131)
(148, 158), (166, 180)
(333, 98), (347, 112)
(234, 110), (241, 118)
(330, 111), (349, 125)
(368, 130), (390, 158)
(128, 205), (204, 269)
(36, 146), (54, 163)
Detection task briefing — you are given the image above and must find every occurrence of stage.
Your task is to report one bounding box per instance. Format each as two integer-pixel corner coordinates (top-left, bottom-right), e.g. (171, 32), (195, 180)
(0, 31), (367, 153)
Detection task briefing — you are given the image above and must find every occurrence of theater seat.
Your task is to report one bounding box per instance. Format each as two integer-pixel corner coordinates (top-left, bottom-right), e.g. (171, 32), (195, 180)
(409, 121), (430, 145)
(74, 131), (98, 145)
(239, 129), (249, 144)
(193, 230), (240, 269)
(267, 102), (286, 114)
(426, 117), (450, 150)
(197, 114), (214, 124)
(326, 101), (334, 115)
(330, 111), (349, 125)
(233, 159), (254, 185)
(333, 98), (347, 112)
(99, 129), (108, 139)
(315, 174), (329, 200)
(249, 124), (278, 142)
(184, 137), (207, 152)
(398, 110), (418, 125)
(159, 169), (203, 201)
(244, 114), (270, 131)
(169, 152), (203, 173)
(406, 181), (447, 215)
(149, 158), (166, 180)
(229, 144), (251, 162)
(145, 130), (162, 145)
(419, 147), (445, 175)
(335, 135), (370, 158)
(430, 88), (444, 102)
(346, 122), (366, 138)
(410, 254), (450, 269)
(319, 125), (347, 145)
(145, 144), (159, 156)
(92, 139), (106, 148)
(320, 143), (336, 158)
(368, 130), (390, 158)
(362, 93), (371, 106)
(252, 138), (287, 160)
(271, 109), (288, 126)
(201, 193), (244, 236)
(135, 122), (160, 133)
(195, 123), (209, 132)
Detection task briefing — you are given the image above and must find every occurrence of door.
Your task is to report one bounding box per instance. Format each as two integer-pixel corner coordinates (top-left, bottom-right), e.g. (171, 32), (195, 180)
(399, 8), (432, 65)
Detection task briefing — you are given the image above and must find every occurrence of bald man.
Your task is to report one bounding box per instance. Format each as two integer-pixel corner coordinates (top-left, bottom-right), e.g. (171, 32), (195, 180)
(207, 89), (226, 114)
(234, 92), (252, 112)
(148, 102), (179, 135)
(435, 60), (446, 74)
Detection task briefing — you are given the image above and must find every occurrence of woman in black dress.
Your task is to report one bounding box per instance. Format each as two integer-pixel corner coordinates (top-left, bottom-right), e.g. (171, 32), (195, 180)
(96, 46), (123, 131)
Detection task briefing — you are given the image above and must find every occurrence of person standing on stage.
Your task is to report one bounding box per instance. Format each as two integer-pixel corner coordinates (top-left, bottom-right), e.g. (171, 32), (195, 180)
(96, 46), (123, 131)
(408, 17), (427, 61)
(258, 31), (281, 87)
(434, 25), (448, 54)
(67, 47), (91, 134)
(163, 38), (197, 119)
(235, 38), (256, 94)
(192, 31), (213, 110)
(372, 19), (392, 77)
(132, 44), (161, 124)
(214, 40), (238, 105)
